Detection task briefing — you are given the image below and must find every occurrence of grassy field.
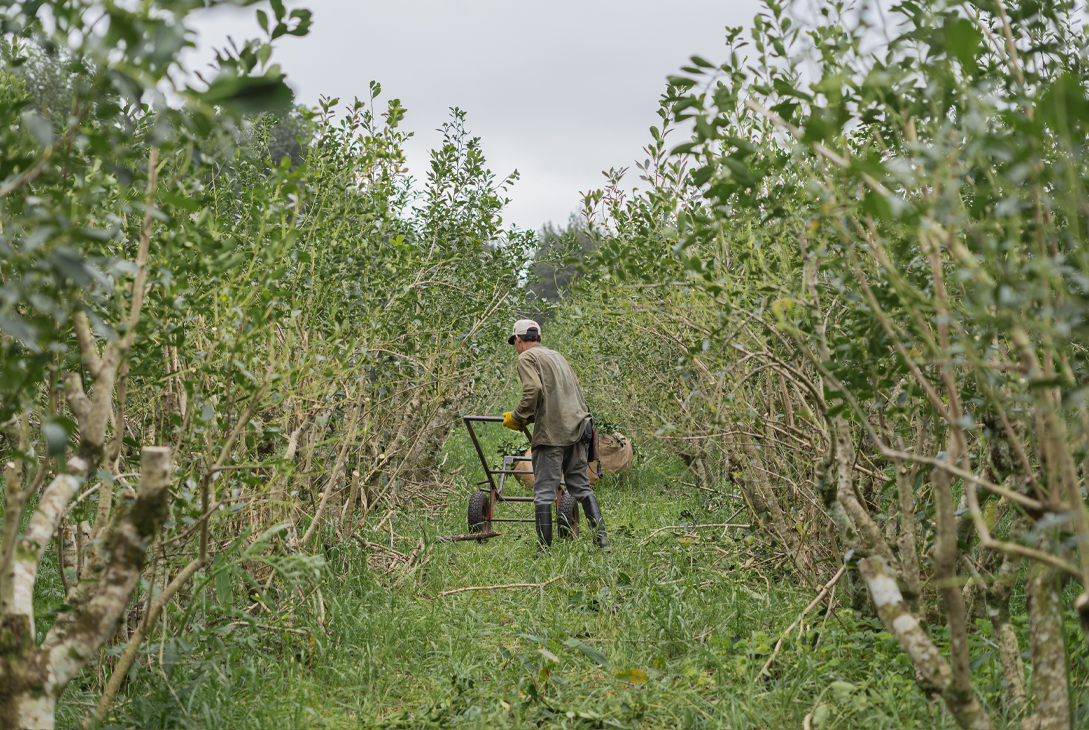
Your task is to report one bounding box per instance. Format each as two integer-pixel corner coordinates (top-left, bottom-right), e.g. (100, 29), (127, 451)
(51, 422), (1085, 729)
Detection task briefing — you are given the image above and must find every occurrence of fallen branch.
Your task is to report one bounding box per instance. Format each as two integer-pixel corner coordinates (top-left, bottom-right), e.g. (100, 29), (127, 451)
(353, 536), (409, 560)
(437, 531), (503, 543)
(680, 481), (742, 498)
(641, 523), (749, 544)
(754, 564), (848, 682)
(438, 575), (562, 597)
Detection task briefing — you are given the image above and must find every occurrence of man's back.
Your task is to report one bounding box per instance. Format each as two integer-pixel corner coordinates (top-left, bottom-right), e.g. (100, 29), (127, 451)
(513, 345), (589, 446)
(503, 319), (611, 553)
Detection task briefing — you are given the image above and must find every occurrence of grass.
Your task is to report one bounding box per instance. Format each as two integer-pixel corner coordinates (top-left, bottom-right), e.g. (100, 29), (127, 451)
(47, 421), (1088, 729)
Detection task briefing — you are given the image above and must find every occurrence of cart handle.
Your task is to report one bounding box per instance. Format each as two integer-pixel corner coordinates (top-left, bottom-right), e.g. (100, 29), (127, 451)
(462, 415), (534, 495)
(462, 415), (535, 424)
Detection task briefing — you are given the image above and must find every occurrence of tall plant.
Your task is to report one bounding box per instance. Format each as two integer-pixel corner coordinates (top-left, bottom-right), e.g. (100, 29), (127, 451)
(581, 0), (1089, 726)
(0, 1), (535, 726)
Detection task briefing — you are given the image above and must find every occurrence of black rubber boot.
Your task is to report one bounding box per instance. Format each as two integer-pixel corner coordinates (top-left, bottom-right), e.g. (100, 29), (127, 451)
(534, 504), (553, 555)
(578, 494), (611, 552)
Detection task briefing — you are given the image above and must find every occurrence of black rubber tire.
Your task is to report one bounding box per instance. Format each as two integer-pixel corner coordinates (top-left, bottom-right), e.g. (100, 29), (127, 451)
(557, 492), (579, 538)
(468, 491), (490, 533)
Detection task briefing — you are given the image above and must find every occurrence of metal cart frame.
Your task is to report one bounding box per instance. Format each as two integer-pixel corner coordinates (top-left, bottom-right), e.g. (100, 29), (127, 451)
(462, 415), (579, 537)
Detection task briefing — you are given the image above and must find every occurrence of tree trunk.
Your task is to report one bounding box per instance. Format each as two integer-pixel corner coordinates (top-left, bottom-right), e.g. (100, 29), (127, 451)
(894, 459), (923, 607)
(0, 448), (172, 730)
(1024, 561), (1069, 730)
(984, 551), (1026, 713)
(932, 468), (992, 730)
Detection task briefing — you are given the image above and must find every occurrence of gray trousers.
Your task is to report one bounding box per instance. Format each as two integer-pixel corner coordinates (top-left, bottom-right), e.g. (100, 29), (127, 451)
(531, 441), (594, 507)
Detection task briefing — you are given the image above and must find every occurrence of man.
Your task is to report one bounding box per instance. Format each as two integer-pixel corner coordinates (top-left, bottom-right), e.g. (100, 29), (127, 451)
(502, 318), (610, 554)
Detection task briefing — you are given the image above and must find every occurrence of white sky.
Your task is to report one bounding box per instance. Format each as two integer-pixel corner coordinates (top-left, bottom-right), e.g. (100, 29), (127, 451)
(187, 0), (762, 234)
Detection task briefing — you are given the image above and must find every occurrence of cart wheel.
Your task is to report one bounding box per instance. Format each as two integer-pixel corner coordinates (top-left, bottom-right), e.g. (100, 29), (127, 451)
(557, 492), (579, 538)
(468, 491), (490, 533)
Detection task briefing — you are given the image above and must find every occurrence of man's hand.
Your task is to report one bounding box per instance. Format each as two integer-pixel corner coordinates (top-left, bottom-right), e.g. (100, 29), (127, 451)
(502, 412), (523, 431)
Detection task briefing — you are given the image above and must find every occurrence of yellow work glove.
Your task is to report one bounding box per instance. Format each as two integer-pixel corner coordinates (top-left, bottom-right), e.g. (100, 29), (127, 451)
(502, 411), (523, 431)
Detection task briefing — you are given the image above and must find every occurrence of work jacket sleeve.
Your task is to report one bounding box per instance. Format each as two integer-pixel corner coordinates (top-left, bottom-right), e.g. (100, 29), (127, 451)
(513, 356), (541, 424)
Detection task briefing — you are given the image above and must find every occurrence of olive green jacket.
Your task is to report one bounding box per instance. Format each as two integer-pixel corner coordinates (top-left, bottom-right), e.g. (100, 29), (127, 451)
(512, 345), (590, 447)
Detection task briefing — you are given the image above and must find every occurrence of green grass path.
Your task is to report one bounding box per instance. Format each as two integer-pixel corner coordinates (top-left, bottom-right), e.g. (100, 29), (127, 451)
(70, 432), (1036, 729)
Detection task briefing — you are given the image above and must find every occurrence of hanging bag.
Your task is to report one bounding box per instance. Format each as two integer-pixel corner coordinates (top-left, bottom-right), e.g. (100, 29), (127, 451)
(581, 416), (601, 477)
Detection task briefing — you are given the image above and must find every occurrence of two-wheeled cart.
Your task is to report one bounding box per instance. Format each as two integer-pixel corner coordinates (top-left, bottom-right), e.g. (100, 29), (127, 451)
(462, 415), (579, 539)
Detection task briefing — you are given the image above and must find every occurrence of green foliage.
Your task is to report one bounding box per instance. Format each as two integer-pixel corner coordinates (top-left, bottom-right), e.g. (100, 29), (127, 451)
(9, 0), (1089, 726)
(530, 214), (596, 318)
(568, 0), (1089, 725)
(1, 0), (538, 722)
(63, 441), (1087, 729)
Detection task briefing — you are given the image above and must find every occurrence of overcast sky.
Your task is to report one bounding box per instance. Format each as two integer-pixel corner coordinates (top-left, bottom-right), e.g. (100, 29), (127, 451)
(187, 1), (762, 234)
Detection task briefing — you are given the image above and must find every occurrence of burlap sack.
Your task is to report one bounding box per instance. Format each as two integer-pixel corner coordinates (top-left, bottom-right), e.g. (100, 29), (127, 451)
(596, 432), (634, 475)
(513, 453), (535, 488)
(511, 432), (633, 489)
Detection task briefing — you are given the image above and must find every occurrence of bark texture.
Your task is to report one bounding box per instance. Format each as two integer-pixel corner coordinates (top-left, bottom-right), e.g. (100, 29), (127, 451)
(931, 468), (991, 729)
(985, 549), (1026, 712)
(860, 555), (951, 690)
(860, 555), (992, 729)
(0, 448), (171, 730)
(1024, 561), (1069, 730)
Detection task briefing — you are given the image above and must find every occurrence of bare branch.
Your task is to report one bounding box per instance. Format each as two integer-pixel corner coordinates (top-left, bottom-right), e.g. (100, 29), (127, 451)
(94, 361), (130, 540)
(72, 312), (102, 379)
(63, 373), (91, 428)
(94, 552), (209, 722)
(9, 457), (88, 632)
(44, 447), (172, 689)
(0, 460), (25, 615)
(860, 555), (953, 691)
(437, 575), (563, 597)
(756, 564), (847, 681)
(298, 388), (364, 547)
(121, 147), (160, 351)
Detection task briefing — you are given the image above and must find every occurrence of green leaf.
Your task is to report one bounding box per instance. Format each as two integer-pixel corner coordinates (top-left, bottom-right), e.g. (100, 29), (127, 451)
(1040, 73), (1089, 138)
(49, 246), (93, 287)
(944, 17), (982, 69)
(861, 189), (893, 221)
(43, 420), (69, 456)
(286, 9), (312, 37)
(198, 69), (294, 114)
(563, 638), (610, 668)
(969, 650), (994, 671)
(161, 192), (202, 213)
(615, 668), (648, 683)
(828, 680), (856, 702)
(721, 157), (757, 187)
(825, 402), (848, 420)
(666, 76), (698, 90)
(0, 313), (40, 351)
(537, 648), (560, 663)
(215, 569), (233, 608)
(691, 165), (715, 187)
(772, 78), (812, 101)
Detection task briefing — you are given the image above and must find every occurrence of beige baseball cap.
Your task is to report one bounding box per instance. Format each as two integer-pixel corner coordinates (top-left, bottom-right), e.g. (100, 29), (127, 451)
(508, 319), (541, 344)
